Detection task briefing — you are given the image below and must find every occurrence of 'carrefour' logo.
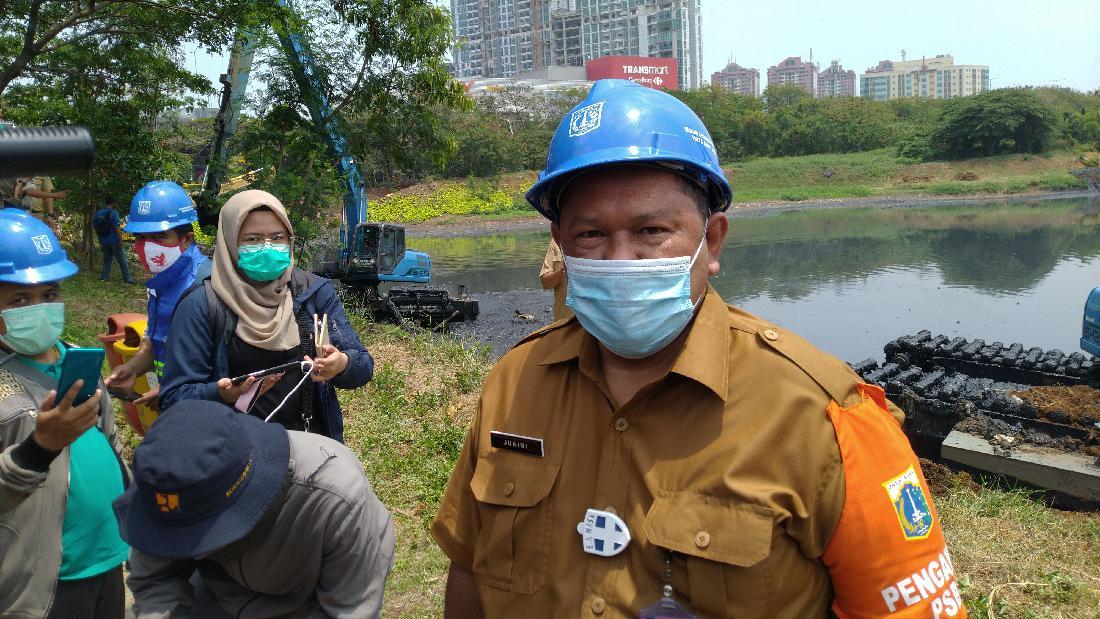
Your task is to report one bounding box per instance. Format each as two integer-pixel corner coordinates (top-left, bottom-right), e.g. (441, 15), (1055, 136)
(883, 466), (934, 540)
(137, 200), (152, 215)
(31, 235), (52, 255)
(569, 101), (605, 137)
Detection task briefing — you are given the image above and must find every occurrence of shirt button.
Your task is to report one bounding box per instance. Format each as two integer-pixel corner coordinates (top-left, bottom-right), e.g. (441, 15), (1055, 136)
(504, 481), (515, 496)
(614, 418), (629, 432)
(591, 597), (606, 614)
(695, 531), (711, 549)
(763, 329), (780, 341)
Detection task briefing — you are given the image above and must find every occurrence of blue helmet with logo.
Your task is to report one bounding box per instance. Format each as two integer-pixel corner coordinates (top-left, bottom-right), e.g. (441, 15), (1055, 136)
(124, 180), (197, 233)
(0, 208), (78, 284)
(526, 79), (733, 220)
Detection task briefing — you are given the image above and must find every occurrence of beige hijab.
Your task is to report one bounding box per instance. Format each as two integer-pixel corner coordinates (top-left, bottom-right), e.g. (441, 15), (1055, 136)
(212, 190), (299, 351)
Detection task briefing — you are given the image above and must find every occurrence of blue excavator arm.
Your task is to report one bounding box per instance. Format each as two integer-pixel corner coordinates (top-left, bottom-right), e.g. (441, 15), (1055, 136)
(198, 1), (429, 286)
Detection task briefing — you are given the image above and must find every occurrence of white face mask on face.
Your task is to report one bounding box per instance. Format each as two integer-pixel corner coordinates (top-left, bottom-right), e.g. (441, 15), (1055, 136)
(136, 240), (183, 274)
(564, 236), (706, 359)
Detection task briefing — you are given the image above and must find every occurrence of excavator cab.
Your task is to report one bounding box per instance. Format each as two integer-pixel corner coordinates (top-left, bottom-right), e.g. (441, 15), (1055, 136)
(348, 223), (430, 285)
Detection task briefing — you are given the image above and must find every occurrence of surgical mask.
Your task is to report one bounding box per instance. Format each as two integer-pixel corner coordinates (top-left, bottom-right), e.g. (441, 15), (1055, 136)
(0, 302), (65, 356)
(565, 237), (706, 359)
(237, 243), (292, 282)
(136, 240), (183, 274)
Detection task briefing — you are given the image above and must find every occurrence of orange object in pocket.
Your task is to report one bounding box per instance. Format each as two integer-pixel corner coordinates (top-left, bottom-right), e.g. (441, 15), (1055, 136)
(823, 383), (967, 619)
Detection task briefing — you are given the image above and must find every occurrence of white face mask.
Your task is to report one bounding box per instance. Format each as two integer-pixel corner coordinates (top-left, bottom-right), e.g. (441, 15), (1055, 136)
(564, 236), (706, 359)
(136, 240), (183, 274)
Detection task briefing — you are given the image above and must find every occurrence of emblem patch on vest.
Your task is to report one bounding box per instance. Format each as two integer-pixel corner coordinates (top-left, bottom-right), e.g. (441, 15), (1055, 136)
(569, 101), (604, 137)
(883, 466), (934, 540)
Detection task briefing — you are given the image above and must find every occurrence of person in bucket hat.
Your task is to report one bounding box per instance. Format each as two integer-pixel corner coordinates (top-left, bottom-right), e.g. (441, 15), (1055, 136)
(116, 400), (394, 618)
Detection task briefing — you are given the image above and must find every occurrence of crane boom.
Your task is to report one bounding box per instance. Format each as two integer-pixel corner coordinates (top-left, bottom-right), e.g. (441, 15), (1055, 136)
(197, 30), (259, 208)
(272, 0), (367, 257)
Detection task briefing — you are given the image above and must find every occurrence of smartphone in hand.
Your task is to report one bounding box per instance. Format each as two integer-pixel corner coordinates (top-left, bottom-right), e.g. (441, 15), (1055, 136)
(56, 348), (106, 406)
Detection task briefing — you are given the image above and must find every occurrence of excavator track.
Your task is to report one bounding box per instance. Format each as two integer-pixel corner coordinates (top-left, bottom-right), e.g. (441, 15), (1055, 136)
(852, 333), (1100, 507)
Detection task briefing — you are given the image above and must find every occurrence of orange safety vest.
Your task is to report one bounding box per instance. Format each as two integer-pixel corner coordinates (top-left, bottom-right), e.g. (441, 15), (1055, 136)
(823, 383), (967, 619)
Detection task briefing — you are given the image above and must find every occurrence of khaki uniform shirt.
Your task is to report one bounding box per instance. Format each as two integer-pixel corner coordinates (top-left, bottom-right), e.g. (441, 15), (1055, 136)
(433, 286), (906, 618)
(539, 240), (572, 321)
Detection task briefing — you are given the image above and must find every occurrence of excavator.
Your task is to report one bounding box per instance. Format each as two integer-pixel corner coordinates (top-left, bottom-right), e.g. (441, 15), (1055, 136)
(191, 2), (477, 325)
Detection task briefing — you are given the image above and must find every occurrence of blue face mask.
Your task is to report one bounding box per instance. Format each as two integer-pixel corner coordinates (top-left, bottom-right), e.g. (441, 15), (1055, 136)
(565, 237), (705, 359)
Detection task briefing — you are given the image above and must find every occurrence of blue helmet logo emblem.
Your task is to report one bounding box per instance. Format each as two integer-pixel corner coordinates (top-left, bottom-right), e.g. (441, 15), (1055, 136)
(569, 101), (605, 138)
(137, 200), (152, 215)
(883, 466), (934, 540)
(31, 235), (53, 255)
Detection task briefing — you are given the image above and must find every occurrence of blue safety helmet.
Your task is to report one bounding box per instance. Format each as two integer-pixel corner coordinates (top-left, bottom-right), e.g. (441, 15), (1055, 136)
(0, 208), (78, 284)
(526, 79), (733, 220)
(124, 180), (197, 233)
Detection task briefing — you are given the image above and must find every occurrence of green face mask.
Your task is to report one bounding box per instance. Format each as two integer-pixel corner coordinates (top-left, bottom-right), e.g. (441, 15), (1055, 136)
(237, 243), (292, 282)
(0, 302), (65, 356)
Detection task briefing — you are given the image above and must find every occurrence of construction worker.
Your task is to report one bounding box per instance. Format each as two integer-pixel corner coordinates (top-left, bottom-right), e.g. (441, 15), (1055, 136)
(106, 180), (207, 410)
(432, 80), (967, 618)
(0, 208), (129, 619)
(116, 400), (395, 618)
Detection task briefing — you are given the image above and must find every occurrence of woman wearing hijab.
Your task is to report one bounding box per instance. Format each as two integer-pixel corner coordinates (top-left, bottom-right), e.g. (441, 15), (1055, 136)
(158, 190), (373, 441)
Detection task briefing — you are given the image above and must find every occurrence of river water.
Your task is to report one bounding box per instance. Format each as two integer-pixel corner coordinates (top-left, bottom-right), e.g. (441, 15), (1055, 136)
(417, 197), (1100, 363)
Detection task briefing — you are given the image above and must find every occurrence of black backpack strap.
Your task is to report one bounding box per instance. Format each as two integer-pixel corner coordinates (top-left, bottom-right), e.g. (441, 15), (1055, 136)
(295, 309), (320, 433)
(204, 280), (228, 343)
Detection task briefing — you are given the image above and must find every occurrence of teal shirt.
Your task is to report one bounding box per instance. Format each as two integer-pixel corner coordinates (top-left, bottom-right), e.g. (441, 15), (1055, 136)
(20, 343), (130, 580)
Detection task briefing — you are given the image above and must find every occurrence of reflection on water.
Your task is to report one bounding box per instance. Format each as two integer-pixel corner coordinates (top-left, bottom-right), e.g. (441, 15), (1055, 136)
(418, 197), (1100, 361)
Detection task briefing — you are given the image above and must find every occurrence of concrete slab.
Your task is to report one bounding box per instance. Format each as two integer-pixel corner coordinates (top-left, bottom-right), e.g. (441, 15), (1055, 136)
(941, 430), (1100, 502)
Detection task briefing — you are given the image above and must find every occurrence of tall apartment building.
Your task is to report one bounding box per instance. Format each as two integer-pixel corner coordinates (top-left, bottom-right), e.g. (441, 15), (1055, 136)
(711, 62), (760, 97)
(859, 54), (990, 101)
(450, 0), (704, 89)
(817, 60), (856, 98)
(767, 56), (817, 96)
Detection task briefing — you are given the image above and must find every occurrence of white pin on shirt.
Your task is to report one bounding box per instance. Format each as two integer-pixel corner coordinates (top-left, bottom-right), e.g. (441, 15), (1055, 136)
(576, 508), (631, 557)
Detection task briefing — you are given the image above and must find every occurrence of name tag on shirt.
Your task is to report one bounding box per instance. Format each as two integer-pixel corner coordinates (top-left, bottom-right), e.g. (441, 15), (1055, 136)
(490, 431), (544, 457)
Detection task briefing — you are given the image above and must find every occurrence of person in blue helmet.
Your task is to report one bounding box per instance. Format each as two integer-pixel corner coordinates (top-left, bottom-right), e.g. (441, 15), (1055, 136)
(106, 180), (208, 410)
(431, 80), (964, 618)
(0, 208), (129, 619)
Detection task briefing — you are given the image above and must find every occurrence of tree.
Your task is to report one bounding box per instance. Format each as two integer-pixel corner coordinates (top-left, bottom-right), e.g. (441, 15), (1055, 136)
(762, 84), (811, 112)
(0, 0), (264, 99)
(241, 0), (469, 187)
(3, 33), (209, 251)
(930, 89), (1056, 159)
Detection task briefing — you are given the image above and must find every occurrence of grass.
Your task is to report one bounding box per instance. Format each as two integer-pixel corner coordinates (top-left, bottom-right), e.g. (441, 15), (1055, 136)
(369, 150), (1090, 224)
(930, 467), (1100, 618)
(55, 247), (1100, 618)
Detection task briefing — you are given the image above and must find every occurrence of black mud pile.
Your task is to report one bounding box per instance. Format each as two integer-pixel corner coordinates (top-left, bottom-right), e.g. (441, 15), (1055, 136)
(449, 289), (555, 359)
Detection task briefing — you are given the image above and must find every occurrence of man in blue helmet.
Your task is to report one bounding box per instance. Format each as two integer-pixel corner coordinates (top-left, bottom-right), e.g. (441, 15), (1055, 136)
(0, 208), (129, 618)
(106, 180), (208, 409)
(432, 80), (965, 619)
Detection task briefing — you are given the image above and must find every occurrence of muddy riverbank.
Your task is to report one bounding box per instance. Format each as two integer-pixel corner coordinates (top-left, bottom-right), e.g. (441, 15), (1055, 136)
(449, 289), (556, 358)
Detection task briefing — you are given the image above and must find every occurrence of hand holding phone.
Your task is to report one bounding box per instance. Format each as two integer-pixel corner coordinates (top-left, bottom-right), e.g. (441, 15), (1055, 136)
(34, 380), (102, 451)
(56, 347), (106, 407)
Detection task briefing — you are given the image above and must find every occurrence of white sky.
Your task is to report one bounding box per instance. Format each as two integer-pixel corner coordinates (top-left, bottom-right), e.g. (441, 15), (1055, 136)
(183, 0), (1100, 104)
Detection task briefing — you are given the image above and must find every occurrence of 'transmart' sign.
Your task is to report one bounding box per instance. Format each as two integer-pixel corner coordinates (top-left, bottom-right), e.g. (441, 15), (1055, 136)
(585, 56), (680, 91)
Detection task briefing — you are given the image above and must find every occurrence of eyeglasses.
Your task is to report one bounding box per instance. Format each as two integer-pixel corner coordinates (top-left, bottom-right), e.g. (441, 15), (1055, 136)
(239, 232), (291, 246)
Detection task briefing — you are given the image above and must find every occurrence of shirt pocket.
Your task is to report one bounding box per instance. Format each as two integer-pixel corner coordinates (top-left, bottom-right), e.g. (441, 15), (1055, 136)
(469, 451), (561, 595)
(644, 493), (777, 618)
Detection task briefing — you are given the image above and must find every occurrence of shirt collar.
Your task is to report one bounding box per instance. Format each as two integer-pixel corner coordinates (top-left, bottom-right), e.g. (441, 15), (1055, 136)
(533, 285), (729, 401)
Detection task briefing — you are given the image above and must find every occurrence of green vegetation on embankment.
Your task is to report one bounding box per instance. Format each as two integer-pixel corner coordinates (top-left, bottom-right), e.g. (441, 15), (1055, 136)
(55, 253), (1100, 618)
(370, 149), (1091, 224)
